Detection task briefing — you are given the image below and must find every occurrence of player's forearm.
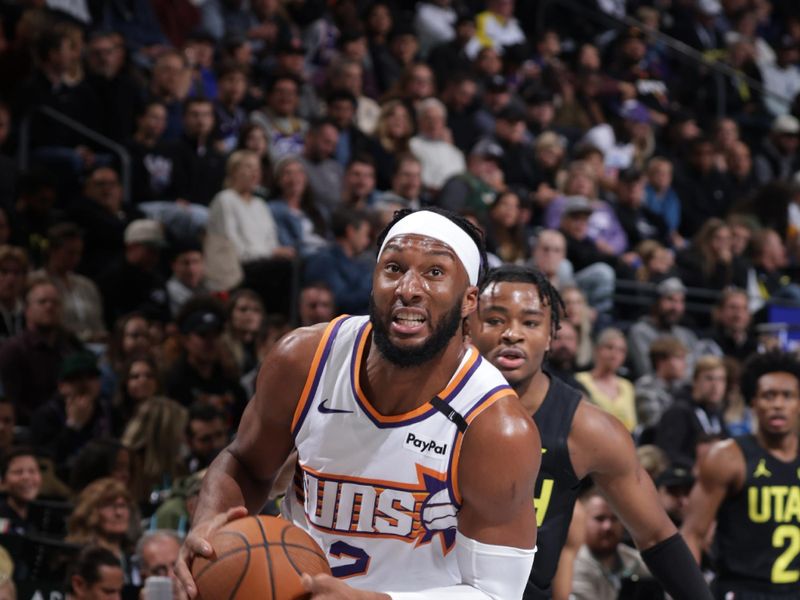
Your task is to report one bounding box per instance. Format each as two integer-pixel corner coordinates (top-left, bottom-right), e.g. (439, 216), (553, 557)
(193, 447), (274, 523)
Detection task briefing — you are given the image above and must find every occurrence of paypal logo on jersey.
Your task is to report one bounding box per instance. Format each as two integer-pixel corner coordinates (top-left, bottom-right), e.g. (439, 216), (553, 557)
(403, 432), (448, 458)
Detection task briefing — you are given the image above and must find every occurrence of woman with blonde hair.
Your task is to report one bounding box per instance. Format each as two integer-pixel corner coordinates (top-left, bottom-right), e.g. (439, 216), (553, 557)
(121, 397), (188, 505)
(66, 478), (138, 581)
(372, 99), (414, 189)
(576, 328), (637, 433)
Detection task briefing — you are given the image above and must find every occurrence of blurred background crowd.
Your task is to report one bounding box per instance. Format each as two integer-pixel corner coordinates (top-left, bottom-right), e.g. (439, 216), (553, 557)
(0, 0), (799, 598)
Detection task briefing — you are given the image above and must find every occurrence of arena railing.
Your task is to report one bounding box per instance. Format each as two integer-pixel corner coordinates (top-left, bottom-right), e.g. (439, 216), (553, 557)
(536, 0), (793, 118)
(17, 104), (132, 204)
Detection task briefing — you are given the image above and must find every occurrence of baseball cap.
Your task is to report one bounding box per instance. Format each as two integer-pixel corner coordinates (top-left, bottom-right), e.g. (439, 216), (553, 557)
(772, 114), (800, 135)
(470, 139), (504, 161)
(655, 465), (695, 489)
(124, 219), (166, 247)
(656, 277), (687, 297)
(563, 196), (594, 216)
(59, 351), (101, 381)
(180, 309), (223, 335)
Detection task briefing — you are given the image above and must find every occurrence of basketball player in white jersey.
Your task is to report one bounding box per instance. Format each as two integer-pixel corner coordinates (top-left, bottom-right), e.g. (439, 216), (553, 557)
(176, 208), (541, 599)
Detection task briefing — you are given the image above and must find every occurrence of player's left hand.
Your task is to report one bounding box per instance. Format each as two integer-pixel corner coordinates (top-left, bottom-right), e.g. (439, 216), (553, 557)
(301, 574), (390, 600)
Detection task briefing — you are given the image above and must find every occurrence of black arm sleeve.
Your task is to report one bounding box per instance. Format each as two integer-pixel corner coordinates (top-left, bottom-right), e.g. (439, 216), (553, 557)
(640, 533), (713, 600)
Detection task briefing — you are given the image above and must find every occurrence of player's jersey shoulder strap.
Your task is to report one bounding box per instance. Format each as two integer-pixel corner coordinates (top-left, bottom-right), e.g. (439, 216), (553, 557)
(290, 314), (352, 436)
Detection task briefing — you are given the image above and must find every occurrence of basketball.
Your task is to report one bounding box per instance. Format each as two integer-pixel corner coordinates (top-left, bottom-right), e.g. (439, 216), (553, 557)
(192, 515), (331, 600)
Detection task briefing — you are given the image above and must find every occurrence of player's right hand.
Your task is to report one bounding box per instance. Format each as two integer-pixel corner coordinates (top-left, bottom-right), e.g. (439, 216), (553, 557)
(175, 506), (248, 599)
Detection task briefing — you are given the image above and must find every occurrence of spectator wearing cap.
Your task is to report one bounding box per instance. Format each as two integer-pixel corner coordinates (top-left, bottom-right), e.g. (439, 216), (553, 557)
(298, 118), (344, 215)
(0, 246), (28, 342)
(250, 74), (308, 163)
(655, 465), (694, 527)
(69, 166), (144, 279)
(31, 351), (113, 475)
(0, 277), (83, 424)
(164, 298), (247, 423)
(437, 139), (504, 223)
(760, 35), (800, 117)
(166, 240), (209, 317)
(627, 277), (698, 379)
(34, 223), (106, 343)
(753, 114), (800, 185)
(473, 74), (513, 139)
(214, 62), (249, 155)
(408, 98), (465, 192)
(614, 167), (670, 249)
(558, 196), (619, 315)
(674, 137), (734, 239)
(97, 219), (169, 329)
(608, 26), (669, 113)
(635, 336), (690, 431)
(0, 447), (42, 535)
(488, 104), (537, 190)
(465, 0), (525, 59)
(655, 355), (727, 468)
(303, 209), (373, 316)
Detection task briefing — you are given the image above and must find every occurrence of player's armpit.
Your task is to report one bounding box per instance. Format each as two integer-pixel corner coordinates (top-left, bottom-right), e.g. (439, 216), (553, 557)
(457, 394), (540, 549)
(681, 439), (745, 562)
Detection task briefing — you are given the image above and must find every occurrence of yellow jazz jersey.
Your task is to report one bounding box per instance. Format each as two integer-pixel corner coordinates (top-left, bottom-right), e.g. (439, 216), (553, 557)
(281, 315), (514, 592)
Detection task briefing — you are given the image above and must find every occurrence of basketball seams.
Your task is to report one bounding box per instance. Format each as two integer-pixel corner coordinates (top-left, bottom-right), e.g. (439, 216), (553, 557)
(254, 516), (277, 600)
(228, 534), (251, 600)
(281, 524), (328, 576)
(193, 530), (251, 582)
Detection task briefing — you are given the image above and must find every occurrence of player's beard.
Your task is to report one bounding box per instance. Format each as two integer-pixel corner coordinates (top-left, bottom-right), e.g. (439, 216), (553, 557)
(369, 296), (464, 368)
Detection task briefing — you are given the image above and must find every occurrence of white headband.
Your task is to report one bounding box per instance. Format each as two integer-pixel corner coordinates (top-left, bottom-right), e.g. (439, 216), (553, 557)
(378, 211), (481, 285)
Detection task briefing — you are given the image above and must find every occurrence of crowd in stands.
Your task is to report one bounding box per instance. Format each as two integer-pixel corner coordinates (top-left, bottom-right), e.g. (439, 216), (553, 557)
(0, 0), (799, 597)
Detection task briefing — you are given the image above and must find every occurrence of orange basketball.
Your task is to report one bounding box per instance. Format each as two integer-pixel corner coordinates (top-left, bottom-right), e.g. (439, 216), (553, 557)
(192, 515), (331, 600)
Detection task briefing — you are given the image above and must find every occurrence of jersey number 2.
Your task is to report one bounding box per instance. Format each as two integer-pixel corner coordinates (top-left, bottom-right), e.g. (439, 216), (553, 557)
(329, 541), (371, 578)
(771, 525), (800, 584)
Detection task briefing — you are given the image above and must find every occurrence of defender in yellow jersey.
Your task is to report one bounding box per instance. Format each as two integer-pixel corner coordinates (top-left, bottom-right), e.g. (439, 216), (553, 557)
(683, 351), (800, 599)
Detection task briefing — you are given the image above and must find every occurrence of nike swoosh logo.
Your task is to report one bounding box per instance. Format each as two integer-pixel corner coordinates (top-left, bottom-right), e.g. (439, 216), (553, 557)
(318, 399), (354, 414)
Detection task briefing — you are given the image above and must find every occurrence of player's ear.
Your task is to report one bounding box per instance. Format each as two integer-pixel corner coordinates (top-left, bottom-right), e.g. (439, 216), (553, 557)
(461, 285), (479, 318)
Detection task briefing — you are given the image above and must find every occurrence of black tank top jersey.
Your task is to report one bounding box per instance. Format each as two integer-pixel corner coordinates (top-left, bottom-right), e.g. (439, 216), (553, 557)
(523, 373), (584, 600)
(715, 435), (800, 592)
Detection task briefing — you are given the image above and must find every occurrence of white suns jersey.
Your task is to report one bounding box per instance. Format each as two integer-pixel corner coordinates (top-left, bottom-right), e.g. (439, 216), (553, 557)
(281, 315), (514, 592)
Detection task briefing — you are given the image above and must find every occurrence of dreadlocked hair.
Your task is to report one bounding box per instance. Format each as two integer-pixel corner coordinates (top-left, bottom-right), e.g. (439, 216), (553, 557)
(740, 350), (800, 405)
(375, 207), (489, 286)
(479, 265), (566, 338)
